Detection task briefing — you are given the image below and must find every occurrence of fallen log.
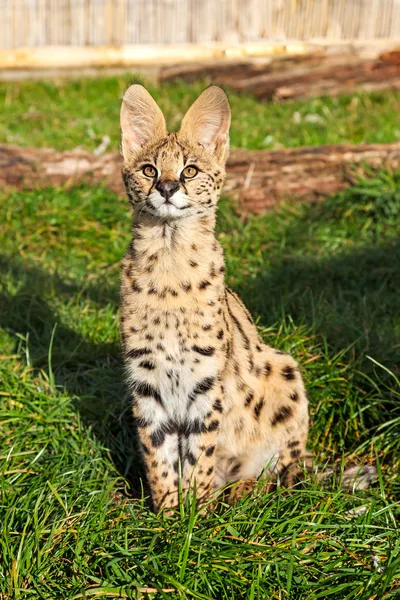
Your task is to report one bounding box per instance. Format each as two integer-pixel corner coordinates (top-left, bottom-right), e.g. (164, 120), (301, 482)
(160, 50), (400, 101)
(1, 142), (399, 214)
(0, 144), (124, 195)
(226, 143), (400, 212)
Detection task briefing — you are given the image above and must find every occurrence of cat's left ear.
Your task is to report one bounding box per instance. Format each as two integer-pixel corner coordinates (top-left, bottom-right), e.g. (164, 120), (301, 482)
(179, 86), (231, 164)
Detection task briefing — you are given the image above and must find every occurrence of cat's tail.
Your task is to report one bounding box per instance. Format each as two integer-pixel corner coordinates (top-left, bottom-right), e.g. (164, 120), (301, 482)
(291, 452), (378, 491)
(226, 458), (378, 504)
(311, 462), (378, 491)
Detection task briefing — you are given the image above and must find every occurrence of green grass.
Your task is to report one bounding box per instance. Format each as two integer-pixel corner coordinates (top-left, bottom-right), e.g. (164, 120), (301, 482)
(1, 168), (400, 598)
(1, 75), (399, 151)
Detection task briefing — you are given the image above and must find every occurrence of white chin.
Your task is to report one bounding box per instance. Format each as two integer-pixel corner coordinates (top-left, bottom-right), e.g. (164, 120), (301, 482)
(147, 190), (191, 219)
(153, 203), (189, 219)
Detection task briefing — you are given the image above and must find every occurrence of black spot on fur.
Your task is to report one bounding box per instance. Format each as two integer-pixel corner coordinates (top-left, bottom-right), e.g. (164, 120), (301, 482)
(271, 406), (293, 426)
(132, 380), (162, 405)
(253, 398), (265, 419)
(291, 449), (301, 458)
(208, 420), (219, 432)
(189, 377), (215, 401)
(290, 391), (299, 402)
(161, 471), (168, 478)
(202, 324), (212, 331)
(181, 281), (192, 292)
(187, 452), (197, 466)
(207, 466), (214, 476)
(183, 419), (207, 436)
(264, 362), (272, 377)
(150, 430), (165, 447)
(282, 366), (296, 381)
(213, 399), (223, 413)
(288, 440), (300, 448)
(192, 345), (215, 356)
(150, 420), (177, 447)
(189, 260), (198, 267)
(217, 329), (224, 340)
(198, 280), (211, 290)
(139, 360), (155, 370)
(205, 445), (215, 456)
(244, 391), (254, 407)
(131, 280), (142, 293)
(126, 347), (151, 359)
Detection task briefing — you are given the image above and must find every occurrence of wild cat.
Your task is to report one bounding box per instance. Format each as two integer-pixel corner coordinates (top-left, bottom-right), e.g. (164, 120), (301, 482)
(119, 85), (375, 511)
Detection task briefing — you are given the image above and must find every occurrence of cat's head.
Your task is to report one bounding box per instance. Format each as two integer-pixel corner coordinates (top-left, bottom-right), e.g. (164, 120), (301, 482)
(120, 85), (230, 220)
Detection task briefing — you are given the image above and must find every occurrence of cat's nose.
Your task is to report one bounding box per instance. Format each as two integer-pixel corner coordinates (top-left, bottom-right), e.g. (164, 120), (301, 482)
(155, 179), (180, 201)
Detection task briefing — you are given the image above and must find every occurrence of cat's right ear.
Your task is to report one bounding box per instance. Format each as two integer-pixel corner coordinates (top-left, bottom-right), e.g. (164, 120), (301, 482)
(120, 85), (167, 161)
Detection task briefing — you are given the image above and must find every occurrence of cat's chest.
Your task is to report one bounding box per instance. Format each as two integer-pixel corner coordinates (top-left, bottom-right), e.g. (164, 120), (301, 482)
(126, 311), (222, 417)
(124, 306), (224, 414)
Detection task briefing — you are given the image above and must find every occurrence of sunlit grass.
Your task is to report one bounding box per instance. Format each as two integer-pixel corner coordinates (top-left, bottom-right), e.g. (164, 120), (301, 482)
(1, 75), (399, 151)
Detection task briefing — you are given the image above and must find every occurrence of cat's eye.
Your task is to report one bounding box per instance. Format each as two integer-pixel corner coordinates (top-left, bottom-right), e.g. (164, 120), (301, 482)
(182, 165), (198, 179)
(142, 165), (157, 178)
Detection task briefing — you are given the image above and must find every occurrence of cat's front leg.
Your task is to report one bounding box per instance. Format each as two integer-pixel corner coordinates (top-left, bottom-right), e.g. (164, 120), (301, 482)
(134, 385), (221, 511)
(134, 397), (182, 512)
(180, 385), (223, 503)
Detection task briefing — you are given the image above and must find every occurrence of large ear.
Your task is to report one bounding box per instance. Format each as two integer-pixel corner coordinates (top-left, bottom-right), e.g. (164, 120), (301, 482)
(120, 84), (167, 161)
(179, 86), (231, 163)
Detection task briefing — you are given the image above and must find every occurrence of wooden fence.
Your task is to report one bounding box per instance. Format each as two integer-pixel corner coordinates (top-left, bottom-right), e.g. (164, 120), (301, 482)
(1, 0), (400, 50)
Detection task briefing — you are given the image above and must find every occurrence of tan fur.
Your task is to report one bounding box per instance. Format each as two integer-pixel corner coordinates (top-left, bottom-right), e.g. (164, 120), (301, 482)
(119, 85), (374, 512)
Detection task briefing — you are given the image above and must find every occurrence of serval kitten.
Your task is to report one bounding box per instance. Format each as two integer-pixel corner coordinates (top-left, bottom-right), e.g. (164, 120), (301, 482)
(119, 85), (374, 512)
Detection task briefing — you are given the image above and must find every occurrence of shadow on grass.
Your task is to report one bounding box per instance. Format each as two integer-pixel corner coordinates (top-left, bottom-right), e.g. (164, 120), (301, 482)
(0, 255), (146, 498)
(238, 240), (400, 372)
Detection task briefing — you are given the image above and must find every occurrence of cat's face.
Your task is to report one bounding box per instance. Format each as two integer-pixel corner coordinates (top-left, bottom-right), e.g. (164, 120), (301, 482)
(122, 133), (226, 220)
(120, 86), (230, 221)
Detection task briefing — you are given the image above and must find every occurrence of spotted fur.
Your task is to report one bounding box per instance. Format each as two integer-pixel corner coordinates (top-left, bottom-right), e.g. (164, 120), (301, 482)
(119, 85), (373, 512)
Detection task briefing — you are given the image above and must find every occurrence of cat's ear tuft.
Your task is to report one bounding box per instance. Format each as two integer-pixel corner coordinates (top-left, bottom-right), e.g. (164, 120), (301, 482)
(179, 86), (231, 163)
(120, 84), (167, 161)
